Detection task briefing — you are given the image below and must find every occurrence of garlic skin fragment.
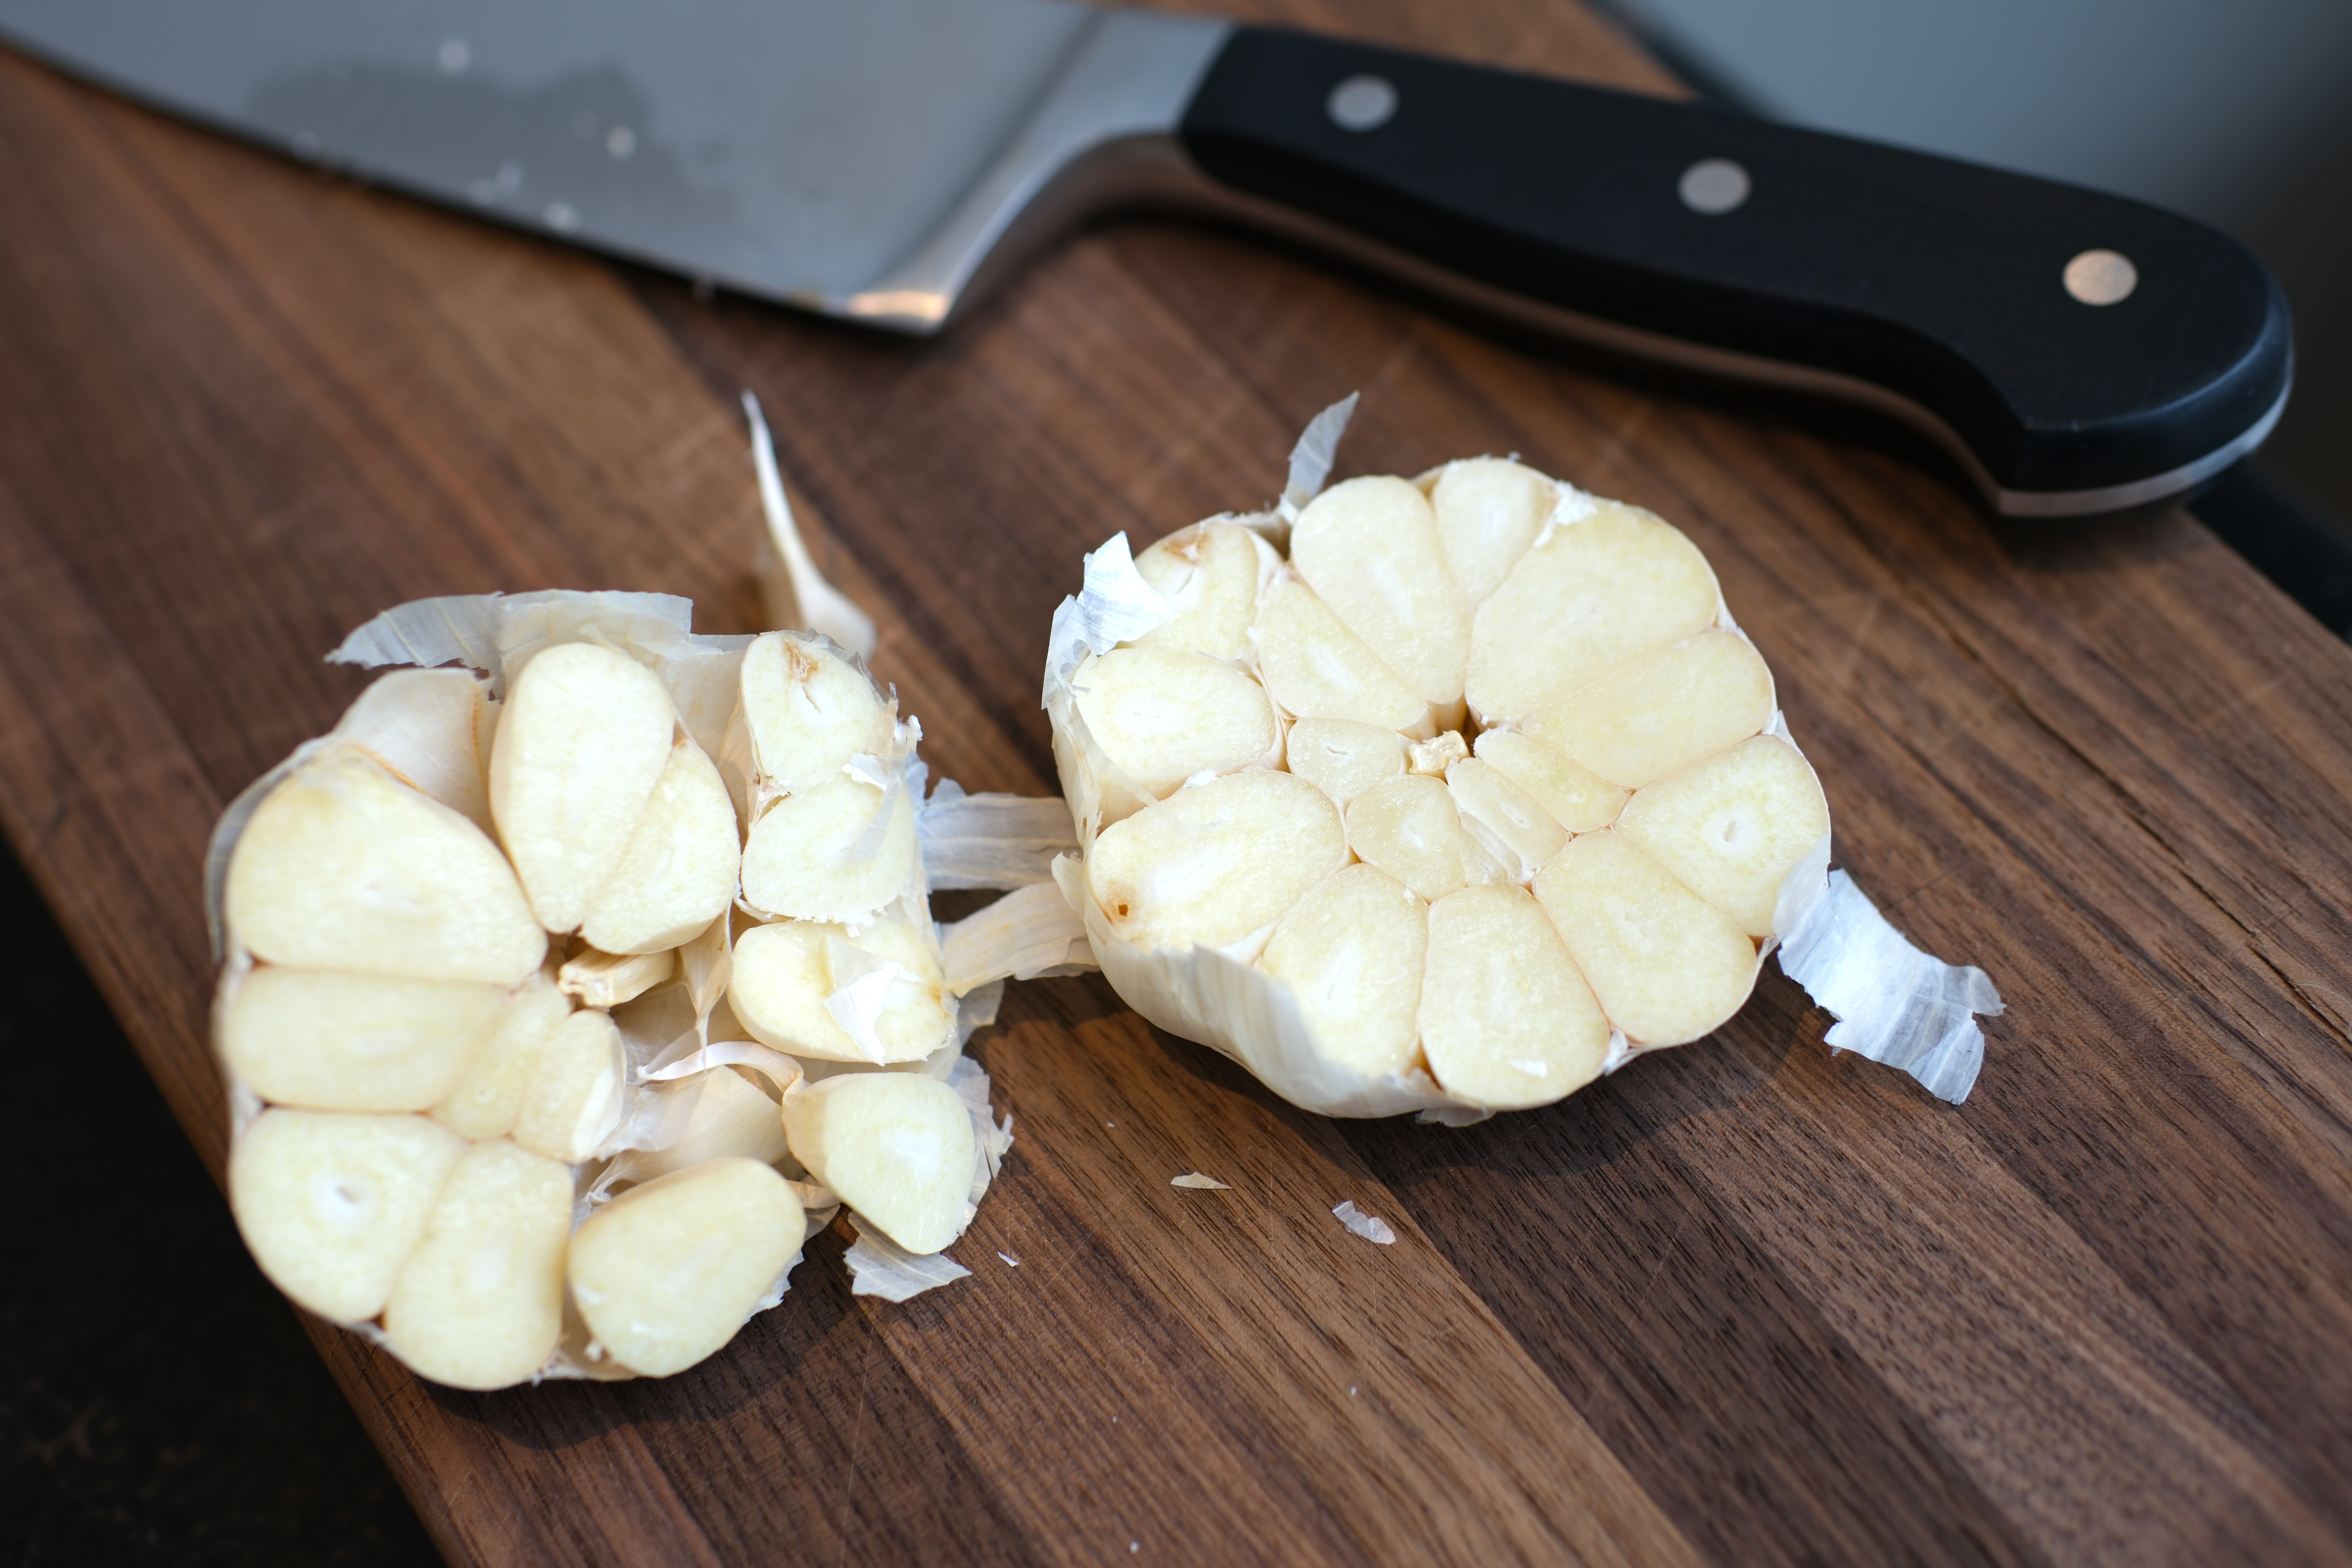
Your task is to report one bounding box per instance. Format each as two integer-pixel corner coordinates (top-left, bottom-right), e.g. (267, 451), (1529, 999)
(225, 748), (545, 986)
(229, 1108), (467, 1324)
(221, 968), (509, 1113)
(568, 1158), (807, 1377)
(782, 1072), (977, 1255)
(490, 641), (681, 935)
(382, 1139), (572, 1390)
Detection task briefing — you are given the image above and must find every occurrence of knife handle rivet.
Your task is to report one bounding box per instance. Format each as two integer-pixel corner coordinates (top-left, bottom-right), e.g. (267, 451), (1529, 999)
(1678, 159), (1751, 215)
(1328, 75), (1399, 133)
(2064, 249), (2138, 306)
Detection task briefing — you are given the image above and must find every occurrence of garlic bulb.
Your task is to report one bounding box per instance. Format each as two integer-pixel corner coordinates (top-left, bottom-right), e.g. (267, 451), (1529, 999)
(1039, 398), (2003, 1120)
(207, 409), (1024, 1390)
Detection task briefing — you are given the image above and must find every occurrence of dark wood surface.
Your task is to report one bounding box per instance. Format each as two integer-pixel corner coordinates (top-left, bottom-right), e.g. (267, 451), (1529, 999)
(3, 4), (2349, 1563)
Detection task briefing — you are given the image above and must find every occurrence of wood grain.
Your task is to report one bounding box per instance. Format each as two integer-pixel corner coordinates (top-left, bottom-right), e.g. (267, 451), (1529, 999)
(1, 3), (2349, 1565)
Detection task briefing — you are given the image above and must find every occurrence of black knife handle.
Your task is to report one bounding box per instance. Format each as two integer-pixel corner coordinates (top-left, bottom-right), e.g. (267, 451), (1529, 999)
(1178, 28), (2292, 514)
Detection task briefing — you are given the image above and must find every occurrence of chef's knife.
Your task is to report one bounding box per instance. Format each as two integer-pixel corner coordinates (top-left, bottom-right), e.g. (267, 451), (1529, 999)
(0, 0), (2290, 520)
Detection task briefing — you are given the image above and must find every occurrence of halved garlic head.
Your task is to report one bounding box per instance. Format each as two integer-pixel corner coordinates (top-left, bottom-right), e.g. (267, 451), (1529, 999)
(568, 1158), (807, 1377)
(1049, 444), (1832, 1117)
(782, 1073), (975, 1255)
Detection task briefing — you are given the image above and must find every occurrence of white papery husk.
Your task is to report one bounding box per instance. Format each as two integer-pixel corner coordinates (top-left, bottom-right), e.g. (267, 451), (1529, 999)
(1034, 399), (2004, 1119)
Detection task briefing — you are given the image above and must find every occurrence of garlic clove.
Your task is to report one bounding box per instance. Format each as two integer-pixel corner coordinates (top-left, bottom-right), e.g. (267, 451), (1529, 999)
(578, 734), (740, 955)
(1444, 756), (1568, 877)
(739, 776), (916, 923)
(222, 968), (508, 1113)
(1345, 773), (1470, 905)
(729, 915), (953, 1064)
(1428, 457), (1556, 604)
(511, 1007), (625, 1164)
(1070, 646), (1282, 799)
(1524, 629), (1775, 789)
(557, 945), (677, 1009)
(1086, 769), (1347, 953)
(225, 748), (545, 985)
(782, 1073), (975, 1255)
(489, 642), (681, 935)
(567, 1158), (807, 1377)
(1283, 716), (1406, 805)
(1291, 475), (1472, 707)
(740, 632), (898, 796)
(1533, 830), (1761, 1046)
(1419, 883), (1611, 1109)
(1471, 730), (1629, 834)
(429, 972), (571, 1140)
(1131, 520), (1278, 662)
(1256, 863), (1427, 1080)
(1467, 499), (1721, 723)
(228, 1108), (467, 1324)
(1250, 574), (1432, 735)
(381, 1139), (571, 1390)
(1618, 735), (1831, 938)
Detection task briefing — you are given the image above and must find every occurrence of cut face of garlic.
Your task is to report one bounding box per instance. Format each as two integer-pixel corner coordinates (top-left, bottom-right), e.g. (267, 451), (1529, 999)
(382, 1139), (572, 1390)
(429, 972), (570, 1140)
(1038, 404), (1998, 1122)
(578, 733), (740, 955)
(221, 968), (509, 1113)
(782, 1072), (976, 1255)
(739, 630), (897, 796)
(567, 1158), (807, 1377)
(741, 776), (916, 923)
(730, 914), (953, 1064)
(226, 748), (544, 985)
(512, 1007), (626, 1164)
(1070, 646), (1282, 799)
(491, 640), (683, 935)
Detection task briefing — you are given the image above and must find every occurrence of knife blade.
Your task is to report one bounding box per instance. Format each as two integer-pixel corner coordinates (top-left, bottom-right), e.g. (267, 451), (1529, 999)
(0, 0), (2290, 520)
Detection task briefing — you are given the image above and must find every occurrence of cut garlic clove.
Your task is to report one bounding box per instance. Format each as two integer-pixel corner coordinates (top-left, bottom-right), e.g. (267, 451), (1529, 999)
(1471, 730), (1628, 834)
(578, 734), (740, 955)
(1420, 883), (1610, 1110)
(221, 968), (508, 1112)
(1533, 831), (1761, 1046)
(557, 945), (677, 1010)
(225, 748), (545, 985)
(1617, 735), (1831, 938)
(1087, 769), (1347, 952)
(1429, 457), (1556, 604)
(1070, 646), (1282, 799)
(1250, 574), (1432, 735)
(1345, 773), (1469, 905)
(729, 915), (953, 1064)
(1290, 476), (1472, 707)
(1445, 756), (1568, 875)
(1524, 629), (1775, 789)
(228, 1108), (467, 1323)
(511, 1007), (625, 1164)
(1283, 717), (1405, 805)
(739, 631), (897, 796)
(567, 1158), (807, 1377)
(489, 641), (680, 935)
(1256, 864), (1426, 1080)
(782, 1073), (975, 1255)
(740, 776), (916, 923)
(1131, 520), (1277, 662)
(429, 972), (571, 1140)
(1467, 500), (1721, 723)
(381, 1139), (571, 1390)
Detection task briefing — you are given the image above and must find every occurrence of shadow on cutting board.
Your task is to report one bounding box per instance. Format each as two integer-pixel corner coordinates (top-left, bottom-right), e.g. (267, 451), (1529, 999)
(0, 845), (438, 1567)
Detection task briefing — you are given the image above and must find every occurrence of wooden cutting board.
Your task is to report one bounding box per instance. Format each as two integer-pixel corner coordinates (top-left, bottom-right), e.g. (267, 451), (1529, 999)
(2, 3), (2349, 1563)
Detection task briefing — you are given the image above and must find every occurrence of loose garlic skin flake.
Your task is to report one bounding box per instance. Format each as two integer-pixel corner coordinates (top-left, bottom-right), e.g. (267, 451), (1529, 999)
(1046, 428), (1838, 1119)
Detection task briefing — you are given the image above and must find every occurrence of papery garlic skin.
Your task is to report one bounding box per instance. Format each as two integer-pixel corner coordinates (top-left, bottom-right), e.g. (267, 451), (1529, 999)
(1040, 407), (1991, 1120)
